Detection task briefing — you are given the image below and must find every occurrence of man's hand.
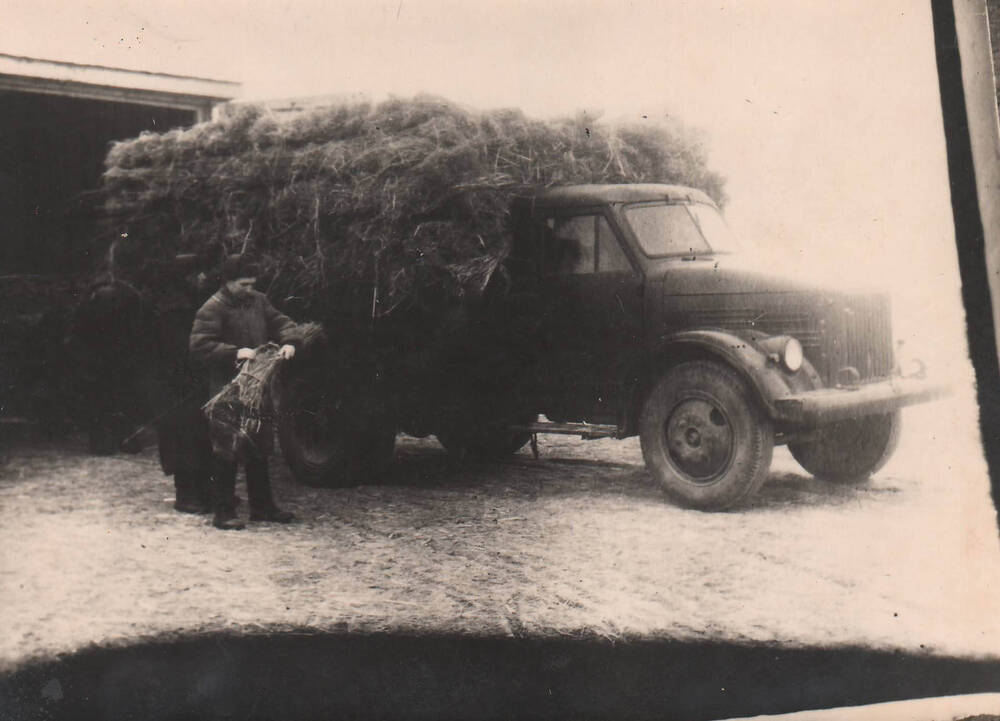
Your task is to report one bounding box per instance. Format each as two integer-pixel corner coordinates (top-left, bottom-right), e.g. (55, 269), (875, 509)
(278, 344), (296, 360)
(236, 347), (256, 362)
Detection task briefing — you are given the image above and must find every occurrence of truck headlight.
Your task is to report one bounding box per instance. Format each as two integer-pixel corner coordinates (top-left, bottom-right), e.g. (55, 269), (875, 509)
(782, 337), (803, 373)
(758, 335), (805, 373)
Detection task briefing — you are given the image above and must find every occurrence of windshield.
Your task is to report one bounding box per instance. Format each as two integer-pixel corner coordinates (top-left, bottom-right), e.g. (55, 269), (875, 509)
(624, 203), (741, 257)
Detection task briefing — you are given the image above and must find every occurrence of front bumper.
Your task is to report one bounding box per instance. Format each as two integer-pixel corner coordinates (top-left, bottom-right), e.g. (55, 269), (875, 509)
(772, 376), (950, 425)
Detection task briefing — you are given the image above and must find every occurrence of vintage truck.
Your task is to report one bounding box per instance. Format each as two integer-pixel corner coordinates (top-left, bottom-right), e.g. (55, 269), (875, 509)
(274, 183), (946, 510)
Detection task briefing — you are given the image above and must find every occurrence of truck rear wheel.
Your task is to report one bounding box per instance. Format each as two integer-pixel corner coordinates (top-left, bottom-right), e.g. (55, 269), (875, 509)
(271, 371), (395, 487)
(278, 416), (396, 488)
(788, 412), (900, 483)
(639, 361), (773, 510)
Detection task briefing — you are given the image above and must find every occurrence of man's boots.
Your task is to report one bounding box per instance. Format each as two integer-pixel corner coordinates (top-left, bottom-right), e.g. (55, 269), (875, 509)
(210, 456), (245, 530)
(249, 507), (295, 523)
(212, 507), (246, 531)
(174, 471), (212, 514)
(246, 457), (295, 524)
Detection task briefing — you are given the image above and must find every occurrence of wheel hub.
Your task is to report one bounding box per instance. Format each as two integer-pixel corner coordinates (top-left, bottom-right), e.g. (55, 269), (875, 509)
(665, 398), (733, 482)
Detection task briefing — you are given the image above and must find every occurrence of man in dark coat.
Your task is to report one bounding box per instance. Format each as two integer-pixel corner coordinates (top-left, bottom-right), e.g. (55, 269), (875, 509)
(68, 244), (215, 512)
(189, 255), (299, 530)
(151, 259), (214, 513)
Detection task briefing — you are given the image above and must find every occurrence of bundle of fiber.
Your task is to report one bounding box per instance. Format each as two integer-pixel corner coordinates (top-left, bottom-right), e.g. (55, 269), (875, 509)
(102, 96), (725, 324)
(202, 322), (327, 460)
(202, 344), (284, 461)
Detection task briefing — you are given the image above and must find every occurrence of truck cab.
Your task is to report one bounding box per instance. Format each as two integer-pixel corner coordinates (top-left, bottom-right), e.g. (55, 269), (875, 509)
(479, 184), (944, 509)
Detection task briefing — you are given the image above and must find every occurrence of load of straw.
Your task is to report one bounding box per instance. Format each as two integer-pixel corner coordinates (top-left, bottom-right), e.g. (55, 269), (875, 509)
(103, 96), (723, 312)
(102, 96), (725, 416)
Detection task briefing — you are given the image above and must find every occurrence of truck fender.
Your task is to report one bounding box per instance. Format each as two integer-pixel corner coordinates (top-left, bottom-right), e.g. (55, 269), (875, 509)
(643, 329), (821, 420)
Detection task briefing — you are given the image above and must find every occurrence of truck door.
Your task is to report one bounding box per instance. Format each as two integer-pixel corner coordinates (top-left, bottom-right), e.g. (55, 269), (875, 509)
(537, 210), (643, 422)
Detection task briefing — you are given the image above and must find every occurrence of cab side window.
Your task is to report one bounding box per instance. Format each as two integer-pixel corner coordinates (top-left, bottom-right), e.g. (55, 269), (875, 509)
(552, 215), (596, 275)
(597, 216), (631, 272)
(549, 214), (631, 275)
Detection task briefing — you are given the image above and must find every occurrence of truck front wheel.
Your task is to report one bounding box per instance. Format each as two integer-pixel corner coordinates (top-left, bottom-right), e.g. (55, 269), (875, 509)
(639, 361), (774, 510)
(788, 412), (900, 483)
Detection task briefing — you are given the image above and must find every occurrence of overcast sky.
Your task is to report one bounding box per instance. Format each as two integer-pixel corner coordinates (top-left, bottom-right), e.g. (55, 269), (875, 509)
(2, 0), (963, 353)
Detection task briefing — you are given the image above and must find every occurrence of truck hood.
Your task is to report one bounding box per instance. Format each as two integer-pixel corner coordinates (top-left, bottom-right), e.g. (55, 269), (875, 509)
(656, 253), (874, 297)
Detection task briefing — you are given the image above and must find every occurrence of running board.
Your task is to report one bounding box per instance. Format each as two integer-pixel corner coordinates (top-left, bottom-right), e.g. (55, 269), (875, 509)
(508, 422), (621, 440)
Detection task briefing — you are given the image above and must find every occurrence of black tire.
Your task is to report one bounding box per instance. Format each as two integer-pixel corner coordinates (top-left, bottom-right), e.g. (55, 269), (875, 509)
(639, 361), (774, 510)
(278, 418), (396, 488)
(436, 413), (536, 460)
(789, 412), (901, 483)
(271, 369), (396, 488)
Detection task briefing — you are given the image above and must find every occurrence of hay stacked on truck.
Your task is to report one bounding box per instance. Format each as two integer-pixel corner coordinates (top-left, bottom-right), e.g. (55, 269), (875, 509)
(100, 95), (725, 484)
(103, 96), (723, 314)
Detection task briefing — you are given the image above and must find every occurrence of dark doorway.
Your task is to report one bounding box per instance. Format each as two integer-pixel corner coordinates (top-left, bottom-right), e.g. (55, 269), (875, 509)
(0, 91), (194, 273)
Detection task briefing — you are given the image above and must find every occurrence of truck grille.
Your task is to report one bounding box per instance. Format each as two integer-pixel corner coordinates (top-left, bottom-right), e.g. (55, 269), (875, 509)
(686, 293), (893, 385)
(820, 293), (894, 384)
(687, 307), (823, 352)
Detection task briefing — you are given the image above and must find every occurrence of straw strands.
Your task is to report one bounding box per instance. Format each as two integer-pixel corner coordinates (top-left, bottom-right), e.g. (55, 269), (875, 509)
(202, 343), (284, 461)
(102, 96), (725, 325)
